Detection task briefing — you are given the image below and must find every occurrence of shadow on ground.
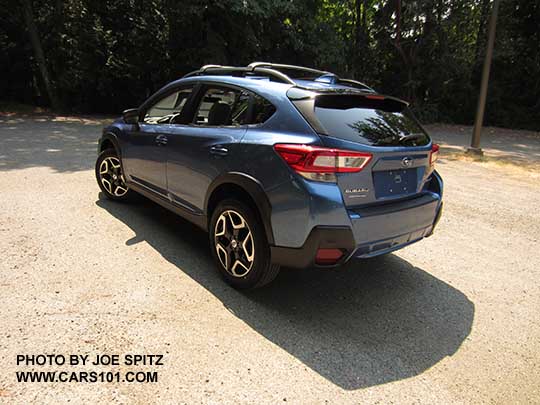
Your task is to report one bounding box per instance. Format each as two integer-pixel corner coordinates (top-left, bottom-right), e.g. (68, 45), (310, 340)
(96, 194), (474, 390)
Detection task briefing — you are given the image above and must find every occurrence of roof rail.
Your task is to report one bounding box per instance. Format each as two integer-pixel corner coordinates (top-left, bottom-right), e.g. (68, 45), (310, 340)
(183, 65), (296, 85)
(183, 63), (375, 92)
(247, 62), (330, 77)
(201, 64), (234, 72)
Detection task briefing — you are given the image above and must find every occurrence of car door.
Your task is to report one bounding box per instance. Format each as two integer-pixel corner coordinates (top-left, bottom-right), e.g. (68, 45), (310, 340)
(165, 84), (251, 212)
(122, 85), (195, 197)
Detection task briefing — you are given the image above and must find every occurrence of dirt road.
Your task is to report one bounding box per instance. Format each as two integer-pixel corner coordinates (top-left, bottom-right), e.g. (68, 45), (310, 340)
(1, 116), (539, 404)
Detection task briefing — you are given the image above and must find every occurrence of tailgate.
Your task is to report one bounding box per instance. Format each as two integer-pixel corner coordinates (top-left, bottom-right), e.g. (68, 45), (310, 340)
(336, 149), (431, 207)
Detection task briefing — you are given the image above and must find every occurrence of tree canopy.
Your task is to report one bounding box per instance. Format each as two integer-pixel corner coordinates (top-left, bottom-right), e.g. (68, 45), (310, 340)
(1, 0), (539, 130)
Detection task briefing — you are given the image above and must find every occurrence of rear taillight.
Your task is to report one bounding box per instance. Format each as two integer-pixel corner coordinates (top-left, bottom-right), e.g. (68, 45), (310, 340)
(274, 144), (372, 182)
(430, 144), (439, 166)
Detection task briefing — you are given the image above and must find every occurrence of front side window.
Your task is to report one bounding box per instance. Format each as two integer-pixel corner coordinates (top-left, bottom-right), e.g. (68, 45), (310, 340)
(143, 87), (193, 125)
(194, 86), (276, 126)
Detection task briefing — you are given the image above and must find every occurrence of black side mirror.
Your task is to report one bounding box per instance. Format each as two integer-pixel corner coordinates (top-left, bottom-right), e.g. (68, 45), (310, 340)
(122, 108), (139, 125)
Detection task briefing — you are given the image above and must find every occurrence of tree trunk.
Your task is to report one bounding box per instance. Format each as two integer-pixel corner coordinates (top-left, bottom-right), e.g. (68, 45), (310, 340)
(474, 0), (492, 65)
(354, 0), (362, 76)
(22, 0), (61, 110)
(362, 0), (368, 29)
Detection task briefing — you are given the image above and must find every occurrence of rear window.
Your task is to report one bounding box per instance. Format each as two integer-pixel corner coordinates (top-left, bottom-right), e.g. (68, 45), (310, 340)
(312, 95), (430, 147)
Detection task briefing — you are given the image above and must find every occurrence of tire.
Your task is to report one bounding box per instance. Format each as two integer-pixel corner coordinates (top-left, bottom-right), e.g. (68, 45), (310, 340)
(209, 199), (280, 289)
(95, 149), (134, 201)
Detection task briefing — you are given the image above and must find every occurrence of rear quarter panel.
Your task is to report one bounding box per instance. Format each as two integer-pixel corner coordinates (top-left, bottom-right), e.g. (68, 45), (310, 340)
(235, 108), (352, 248)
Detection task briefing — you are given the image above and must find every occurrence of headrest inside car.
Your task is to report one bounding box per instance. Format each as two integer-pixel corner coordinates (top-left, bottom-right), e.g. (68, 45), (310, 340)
(208, 102), (231, 126)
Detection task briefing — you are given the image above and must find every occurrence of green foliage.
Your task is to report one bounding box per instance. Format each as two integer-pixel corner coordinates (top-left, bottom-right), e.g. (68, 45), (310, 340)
(1, 0), (538, 130)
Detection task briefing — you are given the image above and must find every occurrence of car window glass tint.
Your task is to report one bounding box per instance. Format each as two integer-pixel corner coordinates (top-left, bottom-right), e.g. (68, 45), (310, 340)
(251, 94), (276, 124)
(194, 87), (247, 126)
(144, 88), (192, 124)
(230, 91), (250, 125)
(312, 95), (430, 147)
(194, 87), (276, 127)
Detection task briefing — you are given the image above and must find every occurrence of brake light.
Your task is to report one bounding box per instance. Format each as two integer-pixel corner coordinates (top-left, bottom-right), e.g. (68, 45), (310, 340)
(274, 144), (372, 182)
(430, 144), (440, 166)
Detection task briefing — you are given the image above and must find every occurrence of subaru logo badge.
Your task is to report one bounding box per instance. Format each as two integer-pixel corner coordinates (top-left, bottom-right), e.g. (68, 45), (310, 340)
(402, 157), (413, 167)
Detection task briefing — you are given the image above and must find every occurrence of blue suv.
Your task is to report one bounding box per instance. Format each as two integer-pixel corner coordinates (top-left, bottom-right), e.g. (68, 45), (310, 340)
(95, 62), (443, 289)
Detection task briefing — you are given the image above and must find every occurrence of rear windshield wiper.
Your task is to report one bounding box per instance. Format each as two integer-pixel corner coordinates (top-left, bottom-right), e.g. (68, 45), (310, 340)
(399, 133), (425, 144)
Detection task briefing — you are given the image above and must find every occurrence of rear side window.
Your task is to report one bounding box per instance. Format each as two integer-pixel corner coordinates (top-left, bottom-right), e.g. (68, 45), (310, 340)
(194, 87), (244, 126)
(310, 95), (430, 147)
(251, 94), (276, 124)
(193, 86), (276, 126)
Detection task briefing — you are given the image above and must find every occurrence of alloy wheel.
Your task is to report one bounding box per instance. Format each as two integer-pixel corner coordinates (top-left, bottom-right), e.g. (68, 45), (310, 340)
(214, 210), (255, 277)
(99, 156), (128, 197)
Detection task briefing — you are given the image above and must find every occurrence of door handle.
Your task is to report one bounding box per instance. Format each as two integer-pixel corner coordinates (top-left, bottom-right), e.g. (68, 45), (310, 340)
(155, 134), (168, 146)
(209, 145), (229, 156)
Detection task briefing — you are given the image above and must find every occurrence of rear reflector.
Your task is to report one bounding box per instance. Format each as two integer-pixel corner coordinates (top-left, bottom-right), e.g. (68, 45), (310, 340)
(274, 144), (372, 182)
(315, 248), (344, 265)
(430, 144), (440, 166)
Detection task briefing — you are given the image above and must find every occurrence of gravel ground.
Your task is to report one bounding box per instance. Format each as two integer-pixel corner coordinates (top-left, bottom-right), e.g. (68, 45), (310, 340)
(0, 116), (539, 404)
(427, 124), (540, 173)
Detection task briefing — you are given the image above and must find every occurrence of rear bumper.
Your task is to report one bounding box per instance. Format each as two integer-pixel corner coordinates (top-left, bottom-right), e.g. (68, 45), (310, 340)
(349, 192), (441, 257)
(271, 226), (356, 269)
(271, 194), (443, 269)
